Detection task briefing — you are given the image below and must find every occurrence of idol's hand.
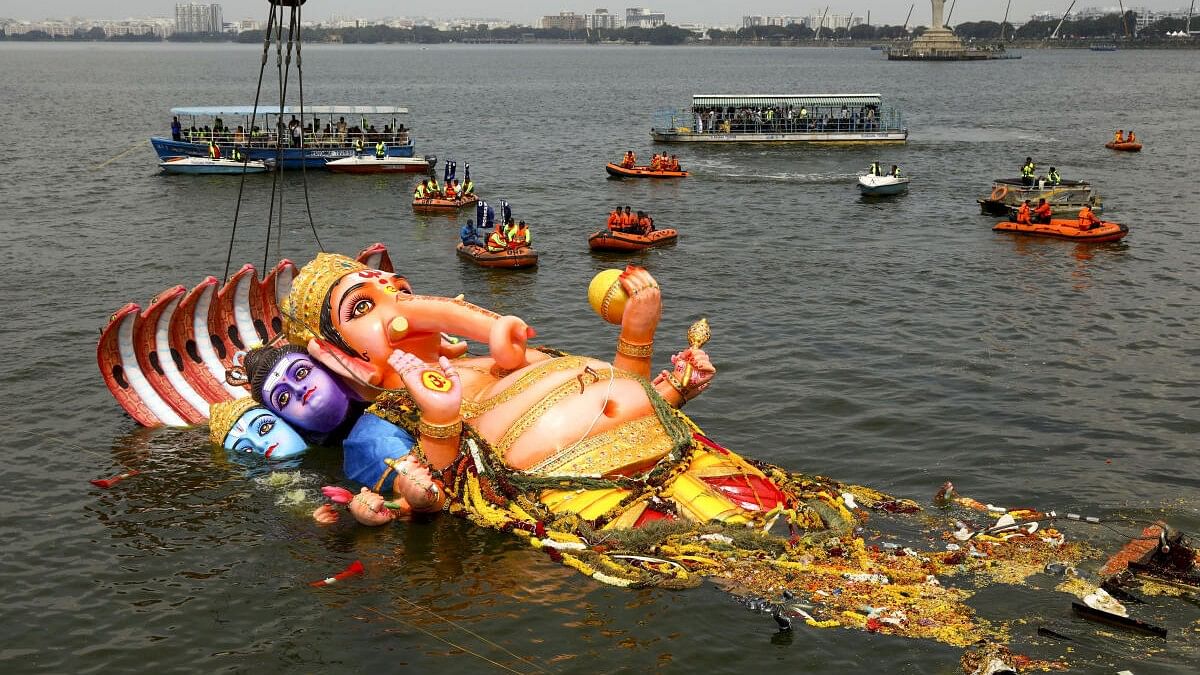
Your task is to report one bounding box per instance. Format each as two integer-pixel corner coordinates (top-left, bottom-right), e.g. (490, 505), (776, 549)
(312, 503), (340, 525)
(653, 348), (715, 404)
(348, 487), (396, 526)
(389, 351), (463, 424)
(618, 266), (661, 343)
(391, 455), (440, 511)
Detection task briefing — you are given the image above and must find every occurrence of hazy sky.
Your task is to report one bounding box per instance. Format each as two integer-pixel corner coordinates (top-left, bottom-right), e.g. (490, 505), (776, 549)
(2, 1), (1192, 25)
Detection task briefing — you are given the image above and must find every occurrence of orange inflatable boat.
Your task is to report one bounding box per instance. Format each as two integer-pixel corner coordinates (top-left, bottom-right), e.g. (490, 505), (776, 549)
(588, 228), (678, 252)
(455, 243), (538, 269)
(413, 194), (479, 212)
(605, 163), (688, 178)
(993, 218), (1128, 243)
(1104, 141), (1142, 152)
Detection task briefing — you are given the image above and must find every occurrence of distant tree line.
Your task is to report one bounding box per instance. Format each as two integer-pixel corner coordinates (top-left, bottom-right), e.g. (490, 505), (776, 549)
(1, 14), (1191, 44)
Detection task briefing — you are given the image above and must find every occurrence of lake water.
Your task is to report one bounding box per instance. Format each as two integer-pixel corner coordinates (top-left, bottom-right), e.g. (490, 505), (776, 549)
(1, 42), (1198, 673)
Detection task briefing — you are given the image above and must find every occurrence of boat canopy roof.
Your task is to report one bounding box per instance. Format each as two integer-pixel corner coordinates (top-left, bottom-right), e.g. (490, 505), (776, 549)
(692, 94), (884, 108)
(171, 105), (409, 116)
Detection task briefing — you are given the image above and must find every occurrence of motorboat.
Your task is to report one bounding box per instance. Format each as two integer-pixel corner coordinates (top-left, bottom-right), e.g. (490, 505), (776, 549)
(858, 174), (909, 196)
(159, 156), (269, 174)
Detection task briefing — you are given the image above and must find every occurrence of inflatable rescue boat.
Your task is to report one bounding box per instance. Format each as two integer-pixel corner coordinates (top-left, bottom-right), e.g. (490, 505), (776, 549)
(456, 243), (538, 269)
(605, 163), (689, 178)
(413, 194), (479, 212)
(1105, 141), (1143, 152)
(588, 228), (678, 252)
(993, 218), (1128, 243)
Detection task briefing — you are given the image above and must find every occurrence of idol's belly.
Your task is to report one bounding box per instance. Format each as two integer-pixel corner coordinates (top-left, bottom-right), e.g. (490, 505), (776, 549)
(459, 356), (669, 474)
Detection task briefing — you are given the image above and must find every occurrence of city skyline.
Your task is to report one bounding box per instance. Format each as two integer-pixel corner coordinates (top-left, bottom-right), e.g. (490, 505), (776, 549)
(1, 1), (1194, 26)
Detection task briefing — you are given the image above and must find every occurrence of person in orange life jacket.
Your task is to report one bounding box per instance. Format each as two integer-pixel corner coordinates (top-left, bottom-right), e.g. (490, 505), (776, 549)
(636, 211), (654, 235)
(1033, 199), (1052, 224)
(443, 180), (458, 200)
(620, 150), (636, 169)
(486, 220), (509, 252)
(1077, 205), (1102, 230)
(667, 155), (680, 171)
(1113, 129), (1124, 144)
(1126, 130), (1137, 143)
(508, 221), (531, 249)
(621, 205), (637, 229)
(607, 206), (623, 232)
(1015, 200), (1032, 224)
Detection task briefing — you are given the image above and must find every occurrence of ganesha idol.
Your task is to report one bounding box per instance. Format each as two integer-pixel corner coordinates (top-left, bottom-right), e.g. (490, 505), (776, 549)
(281, 252), (803, 529)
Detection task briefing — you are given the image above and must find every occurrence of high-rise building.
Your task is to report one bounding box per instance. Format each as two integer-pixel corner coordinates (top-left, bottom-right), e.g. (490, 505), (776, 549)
(175, 3), (223, 33)
(625, 8), (666, 29)
(586, 9), (621, 29)
(541, 12), (586, 31)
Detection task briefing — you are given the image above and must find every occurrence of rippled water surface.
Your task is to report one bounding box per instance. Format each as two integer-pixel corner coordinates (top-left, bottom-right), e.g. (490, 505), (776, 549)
(1, 42), (1198, 673)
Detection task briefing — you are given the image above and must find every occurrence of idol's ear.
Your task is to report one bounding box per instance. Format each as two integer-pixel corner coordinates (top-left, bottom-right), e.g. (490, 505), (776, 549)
(225, 365), (250, 388)
(307, 337), (381, 400)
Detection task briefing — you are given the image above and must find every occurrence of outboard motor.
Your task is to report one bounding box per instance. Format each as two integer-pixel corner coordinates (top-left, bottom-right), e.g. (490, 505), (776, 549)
(423, 154), (437, 177)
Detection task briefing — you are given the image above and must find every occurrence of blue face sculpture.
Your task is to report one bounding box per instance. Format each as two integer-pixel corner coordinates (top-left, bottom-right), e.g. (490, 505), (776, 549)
(223, 408), (307, 459)
(261, 353), (353, 433)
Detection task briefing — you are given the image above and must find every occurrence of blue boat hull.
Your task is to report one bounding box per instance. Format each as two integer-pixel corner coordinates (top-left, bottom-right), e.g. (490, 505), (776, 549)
(150, 137), (415, 170)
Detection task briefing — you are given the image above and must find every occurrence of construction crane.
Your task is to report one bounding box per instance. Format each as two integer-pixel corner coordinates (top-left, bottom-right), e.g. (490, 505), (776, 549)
(1000, 0), (1012, 40)
(1050, 1), (1077, 41)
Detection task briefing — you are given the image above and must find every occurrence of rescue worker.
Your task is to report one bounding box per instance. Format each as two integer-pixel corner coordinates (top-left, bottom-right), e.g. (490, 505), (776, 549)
(636, 211), (654, 235)
(230, 147), (245, 163)
(503, 216), (517, 240)
(208, 142), (221, 160)
(668, 155), (680, 171)
(508, 221), (532, 249)
(1047, 167), (1061, 185)
(375, 140), (386, 160)
(461, 177), (474, 195)
(413, 181), (427, 200)
(890, 165), (901, 178)
(607, 206), (623, 232)
(1113, 129), (1124, 144)
(425, 177), (439, 196)
(1033, 198), (1053, 224)
(1015, 200), (1032, 224)
(869, 161), (882, 177)
(444, 180), (458, 200)
(620, 151), (636, 169)
(353, 137), (364, 156)
(1126, 130), (1137, 143)
(1021, 157), (1036, 186)
(486, 221), (508, 252)
(460, 219), (481, 247)
(1077, 204), (1102, 230)
(621, 206), (637, 229)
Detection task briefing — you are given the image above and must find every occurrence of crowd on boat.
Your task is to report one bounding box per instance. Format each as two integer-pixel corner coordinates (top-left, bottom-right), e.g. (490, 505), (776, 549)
(413, 161), (474, 201)
(459, 200), (533, 252)
(606, 206), (656, 235)
(618, 151), (681, 172)
(691, 103), (887, 134)
(170, 114), (411, 149)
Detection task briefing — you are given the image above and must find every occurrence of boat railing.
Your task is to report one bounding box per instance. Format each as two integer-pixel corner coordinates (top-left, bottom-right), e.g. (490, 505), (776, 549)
(170, 130), (414, 149)
(653, 107), (906, 134)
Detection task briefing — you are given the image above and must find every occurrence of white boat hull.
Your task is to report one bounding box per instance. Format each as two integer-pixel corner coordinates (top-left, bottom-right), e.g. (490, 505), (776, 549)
(858, 175), (910, 195)
(159, 157), (269, 174)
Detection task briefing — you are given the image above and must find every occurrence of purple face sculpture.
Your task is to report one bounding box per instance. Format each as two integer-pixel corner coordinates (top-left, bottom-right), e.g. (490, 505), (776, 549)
(261, 353), (352, 433)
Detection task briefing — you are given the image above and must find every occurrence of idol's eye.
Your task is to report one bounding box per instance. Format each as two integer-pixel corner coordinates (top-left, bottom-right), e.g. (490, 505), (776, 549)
(343, 296), (374, 321)
(258, 420), (275, 436)
(295, 366), (310, 380)
(276, 390), (290, 408)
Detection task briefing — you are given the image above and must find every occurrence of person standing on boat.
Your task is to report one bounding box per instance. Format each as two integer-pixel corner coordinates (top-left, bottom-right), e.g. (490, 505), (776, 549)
(208, 141), (221, 160)
(353, 137), (364, 157)
(171, 116), (182, 142)
(869, 162), (882, 177)
(1047, 167), (1062, 185)
(1033, 199), (1053, 224)
(890, 165), (901, 178)
(375, 140), (386, 160)
(1021, 157), (1036, 186)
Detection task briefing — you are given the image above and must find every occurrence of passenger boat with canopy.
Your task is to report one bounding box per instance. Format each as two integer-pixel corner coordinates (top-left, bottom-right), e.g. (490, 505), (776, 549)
(151, 105), (419, 170)
(650, 94), (907, 144)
